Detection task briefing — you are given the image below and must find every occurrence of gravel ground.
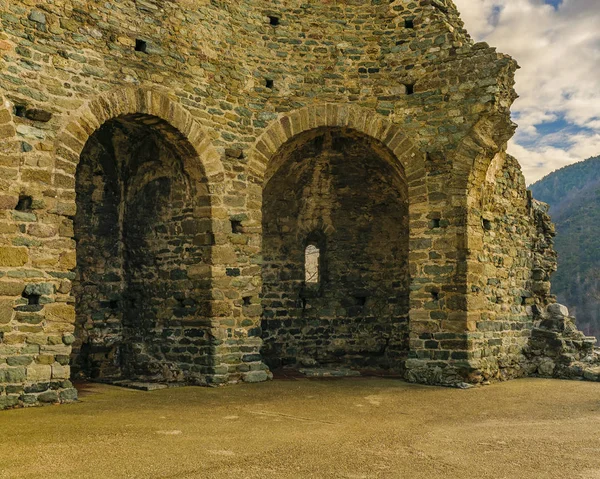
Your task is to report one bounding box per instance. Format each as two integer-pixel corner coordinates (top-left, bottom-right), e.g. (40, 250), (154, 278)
(1, 377), (599, 479)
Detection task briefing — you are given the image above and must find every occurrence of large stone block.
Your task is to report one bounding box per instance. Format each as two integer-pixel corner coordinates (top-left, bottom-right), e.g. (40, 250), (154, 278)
(26, 364), (52, 382)
(44, 303), (75, 323)
(0, 247), (28, 267)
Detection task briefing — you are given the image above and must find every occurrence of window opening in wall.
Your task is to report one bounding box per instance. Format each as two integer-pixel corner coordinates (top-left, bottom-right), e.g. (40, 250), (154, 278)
(405, 83), (415, 95)
(404, 18), (414, 29)
(305, 244), (320, 284)
(482, 218), (492, 231)
(431, 291), (439, 301)
(135, 39), (148, 53)
(431, 218), (441, 229)
(15, 195), (33, 211)
(355, 296), (367, 306)
(243, 296), (252, 306)
(265, 79), (274, 89)
(269, 16), (280, 26)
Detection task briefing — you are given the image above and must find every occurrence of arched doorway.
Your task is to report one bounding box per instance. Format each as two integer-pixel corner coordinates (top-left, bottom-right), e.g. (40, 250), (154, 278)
(261, 127), (410, 372)
(71, 114), (214, 384)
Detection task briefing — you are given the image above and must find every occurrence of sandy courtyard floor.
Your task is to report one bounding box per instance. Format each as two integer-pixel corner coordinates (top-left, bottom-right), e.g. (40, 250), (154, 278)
(1, 378), (599, 479)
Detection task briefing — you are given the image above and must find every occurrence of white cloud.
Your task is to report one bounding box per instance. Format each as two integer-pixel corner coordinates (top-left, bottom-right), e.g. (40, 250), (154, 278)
(453, 0), (600, 184)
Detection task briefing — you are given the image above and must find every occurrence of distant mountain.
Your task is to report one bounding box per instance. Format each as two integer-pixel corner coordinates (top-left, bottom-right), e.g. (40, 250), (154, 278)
(530, 155), (600, 338)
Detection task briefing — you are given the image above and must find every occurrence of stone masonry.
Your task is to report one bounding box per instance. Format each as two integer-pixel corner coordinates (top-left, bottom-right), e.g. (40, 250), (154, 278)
(0, 0), (597, 409)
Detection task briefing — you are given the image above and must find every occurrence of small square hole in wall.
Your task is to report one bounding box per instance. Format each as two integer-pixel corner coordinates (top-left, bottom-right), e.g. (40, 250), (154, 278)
(482, 218), (492, 231)
(432, 218), (441, 229)
(355, 296), (367, 306)
(521, 296), (528, 306)
(405, 83), (415, 95)
(135, 39), (148, 53)
(23, 292), (40, 305)
(15, 195), (33, 211)
(14, 105), (26, 118)
(404, 18), (414, 29)
(231, 219), (244, 234)
(269, 16), (280, 26)
(431, 291), (439, 301)
(265, 79), (274, 89)
(243, 296), (252, 306)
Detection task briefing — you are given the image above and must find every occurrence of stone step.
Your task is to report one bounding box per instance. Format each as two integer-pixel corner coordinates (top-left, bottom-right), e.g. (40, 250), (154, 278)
(110, 381), (169, 391)
(298, 368), (361, 378)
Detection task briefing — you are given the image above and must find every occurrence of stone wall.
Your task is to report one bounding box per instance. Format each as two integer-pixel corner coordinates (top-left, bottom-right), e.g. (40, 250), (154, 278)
(72, 116), (215, 384)
(261, 128), (409, 371)
(467, 153), (536, 382)
(0, 0), (591, 409)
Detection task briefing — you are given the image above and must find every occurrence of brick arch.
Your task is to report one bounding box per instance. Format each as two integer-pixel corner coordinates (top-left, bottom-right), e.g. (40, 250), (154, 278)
(54, 87), (224, 184)
(247, 104), (421, 186)
(56, 88), (229, 386)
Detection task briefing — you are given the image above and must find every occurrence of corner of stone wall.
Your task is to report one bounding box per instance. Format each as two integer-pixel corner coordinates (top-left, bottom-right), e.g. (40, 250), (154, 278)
(522, 199), (600, 382)
(404, 357), (479, 387)
(524, 304), (599, 380)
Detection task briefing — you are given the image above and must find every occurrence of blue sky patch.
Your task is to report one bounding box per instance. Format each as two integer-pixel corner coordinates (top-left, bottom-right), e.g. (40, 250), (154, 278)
(544, 0), (563, 9)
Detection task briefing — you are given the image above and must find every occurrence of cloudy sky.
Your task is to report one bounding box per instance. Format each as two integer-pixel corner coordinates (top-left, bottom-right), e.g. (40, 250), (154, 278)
(452, 0), (600, 184)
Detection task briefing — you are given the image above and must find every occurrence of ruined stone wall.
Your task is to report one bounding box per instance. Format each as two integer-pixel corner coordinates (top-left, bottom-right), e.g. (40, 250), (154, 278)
(0, 0), (531, 408)
(261, 129), (409, 371)
(73, 117), (214, 384)
(466, 153), (536, 382)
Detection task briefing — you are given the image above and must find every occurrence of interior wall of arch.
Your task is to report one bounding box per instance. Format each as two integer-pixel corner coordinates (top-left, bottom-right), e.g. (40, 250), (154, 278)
(72, 116), (215, 384)
(260, 128), (410, 371)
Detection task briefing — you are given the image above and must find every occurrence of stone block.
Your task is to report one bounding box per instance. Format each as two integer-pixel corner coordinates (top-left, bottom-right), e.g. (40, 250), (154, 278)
(0, 247), (28, 267)
(38, 391), (59, 403)
(44, 303), (75, 323)
(52, 364), (69, 379)
(0, 281), (25, 296)
(547, 303), (569, 318)
(27, 364), (52, 382)
(5, 367), (26, 383)
(0, 298), (14, 324)
(242, 370), (268, 383)
(59, 388), (78, 401)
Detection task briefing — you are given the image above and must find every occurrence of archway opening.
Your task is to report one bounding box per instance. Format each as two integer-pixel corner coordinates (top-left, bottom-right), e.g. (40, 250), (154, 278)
(71, 115), (213, 384)
(261, 127), (410, 372)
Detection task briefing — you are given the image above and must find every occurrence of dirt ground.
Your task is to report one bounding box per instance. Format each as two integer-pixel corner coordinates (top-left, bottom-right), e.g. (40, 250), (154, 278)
(1, 377), (600, 479)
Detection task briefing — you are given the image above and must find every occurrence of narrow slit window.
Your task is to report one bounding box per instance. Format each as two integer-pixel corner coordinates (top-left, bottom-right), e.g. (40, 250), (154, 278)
(305, 244), (320, 284)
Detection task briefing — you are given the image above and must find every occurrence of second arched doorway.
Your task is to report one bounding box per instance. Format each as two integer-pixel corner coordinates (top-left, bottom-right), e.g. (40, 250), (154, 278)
(261, 127), (410, 372)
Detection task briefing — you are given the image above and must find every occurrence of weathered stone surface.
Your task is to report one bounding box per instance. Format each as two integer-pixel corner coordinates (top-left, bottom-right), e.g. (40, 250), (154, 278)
(242, 371), (269, 383)
(0, 0), (595, 410)
(0, 247), (28, 267)
(26, 365), (52, 382)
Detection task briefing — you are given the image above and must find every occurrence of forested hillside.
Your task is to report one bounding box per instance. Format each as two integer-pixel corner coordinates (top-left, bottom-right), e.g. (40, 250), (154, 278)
(530, 156), (600, 338)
